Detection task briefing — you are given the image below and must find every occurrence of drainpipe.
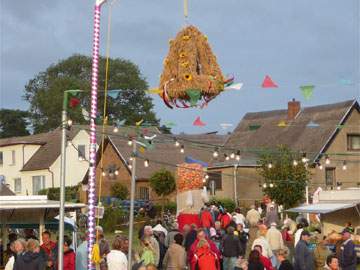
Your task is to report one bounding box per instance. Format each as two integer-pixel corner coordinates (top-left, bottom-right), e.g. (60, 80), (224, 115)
(22, 145), (25, 166)
(47, 168), (55, 188)
(234, 164), (238, 207)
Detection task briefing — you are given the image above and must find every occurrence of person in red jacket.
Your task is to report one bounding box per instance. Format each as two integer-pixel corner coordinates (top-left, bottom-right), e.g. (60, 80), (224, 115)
(253, 245), (274, 270)
(200, 206), (213, 234)
(188, 229), (221, 267)
(62, 236), (75, 270)
(190, 239), (220, 270)
(218, 209), (231, 229)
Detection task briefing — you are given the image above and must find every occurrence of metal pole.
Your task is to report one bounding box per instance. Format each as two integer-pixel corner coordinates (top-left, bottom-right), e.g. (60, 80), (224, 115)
(58, 91), (68, 270)
(305, 185), (310, 223)
(233, 164), (238, 207)
(128, 140), (136, 270)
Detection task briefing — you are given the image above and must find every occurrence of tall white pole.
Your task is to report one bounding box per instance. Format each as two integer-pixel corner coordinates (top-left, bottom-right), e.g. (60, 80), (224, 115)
(305, 185), (310, 223)
(128, 140), (137, 270)
(58, 95), (68, 270)
(233, 165), (238, 206)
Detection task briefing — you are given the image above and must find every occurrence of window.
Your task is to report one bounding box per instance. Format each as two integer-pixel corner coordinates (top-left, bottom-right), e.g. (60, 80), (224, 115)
(0, 152), (3, 165)
(78, 145), (86, 159)
(325, 168), (335, 186)
(11, 150), (15, 165)
(347, 134), (360, 151)
(207, 171), (222, 191)
(14, 178), (21, 193)
(32, 175), (45, 195)
(139, 187), (149, 200)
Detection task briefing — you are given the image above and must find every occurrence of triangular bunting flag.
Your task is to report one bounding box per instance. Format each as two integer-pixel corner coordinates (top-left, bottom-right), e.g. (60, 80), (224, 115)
(261, 75), (278, 88)
(224, 83), (243, 91)
(136, 119), (144, 126)
(107, 90), (121, 99)
(277, 120), (287, 127)
(139, 146), (146, 153)
(146, 88), (163, 94)
(193, 116), (206, 127)
(306, 121), (319, 128)
(249, 124), (261, 131)
(300, 85), (314, 100)
(82, 108), (90, 121)
(186, 89), (201, 106)
(339, 79), (352, 86)
(116, 119), (126, 126)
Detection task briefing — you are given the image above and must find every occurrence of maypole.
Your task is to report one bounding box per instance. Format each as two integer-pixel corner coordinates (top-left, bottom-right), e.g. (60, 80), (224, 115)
(88, 1), (106, 269)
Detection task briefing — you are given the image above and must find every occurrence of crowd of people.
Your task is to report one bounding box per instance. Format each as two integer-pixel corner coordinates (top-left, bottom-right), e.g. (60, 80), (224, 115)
(2, 203), (358, 270)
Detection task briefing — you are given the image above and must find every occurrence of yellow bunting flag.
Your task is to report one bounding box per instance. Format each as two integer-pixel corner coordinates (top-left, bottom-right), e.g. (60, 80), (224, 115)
(139, 146), (145, 153)
(136, 119), (144, 126)
(146, 88), (162, 94)
(277, 120), (287, 127)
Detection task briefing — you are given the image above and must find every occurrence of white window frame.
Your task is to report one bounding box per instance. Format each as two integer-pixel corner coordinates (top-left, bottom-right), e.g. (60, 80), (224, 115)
(139, 187), (149, 200)
(10, 150), (15, 165)
(0, 151), (3, 166)
(14, 178), (21, 193)
(32, 175), (45, 195)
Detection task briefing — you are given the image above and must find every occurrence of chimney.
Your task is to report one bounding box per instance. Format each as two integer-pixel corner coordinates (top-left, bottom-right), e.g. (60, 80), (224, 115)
(288, 98), (301, 120)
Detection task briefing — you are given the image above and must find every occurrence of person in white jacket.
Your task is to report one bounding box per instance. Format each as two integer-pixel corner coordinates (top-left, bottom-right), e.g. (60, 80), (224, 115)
(107, 237), (128, 270)
(266, 222), (284, 267)
(252, 230), (273, 258)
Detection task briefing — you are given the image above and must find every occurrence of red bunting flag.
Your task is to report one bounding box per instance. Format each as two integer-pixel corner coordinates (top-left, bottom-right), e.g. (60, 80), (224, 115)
(69, 97), (80, 108)
(193, 117), (206, 127)
(261, 75), (278, 88)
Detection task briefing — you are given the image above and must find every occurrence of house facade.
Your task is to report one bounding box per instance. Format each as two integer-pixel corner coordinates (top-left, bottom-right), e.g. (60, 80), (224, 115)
(207, 99), (360, 207)
(0, 127), (91, 195)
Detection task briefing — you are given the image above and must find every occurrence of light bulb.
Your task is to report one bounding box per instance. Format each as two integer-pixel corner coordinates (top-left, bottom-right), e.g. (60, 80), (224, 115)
(114, 170), (119, 176)
(235, 150), (241, 161)
(293, 160), (298, 166)
(268, 162), (273, 169)
(269, 183), (274, 188)
(205, 174), (209, 180)
(67, 119), (73, 126)
(101, 171), (106, 177)
(224, 154), (230, 161)
(78, 156), (84, 161)
(144, 159), (149, 167)
(113, 126), (119, 133)
(301, 153), (307, 163)
(180, 145), (184, 153)
(213, 149), (219, 158)
(318, 163), (323, 170)
(342, 161), (347, 170)
(129, 157), (133, 161)
(202, 178), (206, 183)
(230, 153), (235, 159)
(263, 183), (267, 188)
(128, 139), (133, 146)
(175, 140), (180, 147)
(336, 186), (341, 190)
(325, 155), (330, 165)
(128, 164), (132, 170)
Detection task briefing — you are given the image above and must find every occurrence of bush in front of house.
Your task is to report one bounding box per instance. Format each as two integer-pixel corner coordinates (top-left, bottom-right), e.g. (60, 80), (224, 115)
(38, 185), (80, 202)
(209, 197), (236, 213)
(100, 206), (126, 233)
(154, 201), (177, 214)
(110, 183), (129, 200)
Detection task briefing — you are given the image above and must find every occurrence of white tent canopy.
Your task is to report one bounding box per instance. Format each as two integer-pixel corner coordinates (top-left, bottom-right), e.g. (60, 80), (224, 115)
(287, 201), (360, 214)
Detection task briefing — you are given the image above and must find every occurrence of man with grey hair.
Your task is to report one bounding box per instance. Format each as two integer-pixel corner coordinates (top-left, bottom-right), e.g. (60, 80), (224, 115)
(143, 225), (160, 266)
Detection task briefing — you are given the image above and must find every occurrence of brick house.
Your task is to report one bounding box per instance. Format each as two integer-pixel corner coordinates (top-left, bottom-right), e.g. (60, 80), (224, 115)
(207, 99), (360, 207)
(80, 128), (228, 203)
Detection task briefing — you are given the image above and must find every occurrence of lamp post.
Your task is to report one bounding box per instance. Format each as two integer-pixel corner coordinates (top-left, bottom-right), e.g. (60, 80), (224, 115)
(128, 139), (137, 270)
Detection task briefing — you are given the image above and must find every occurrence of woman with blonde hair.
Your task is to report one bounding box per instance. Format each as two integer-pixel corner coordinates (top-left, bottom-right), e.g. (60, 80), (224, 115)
(276, 249), (293, 270)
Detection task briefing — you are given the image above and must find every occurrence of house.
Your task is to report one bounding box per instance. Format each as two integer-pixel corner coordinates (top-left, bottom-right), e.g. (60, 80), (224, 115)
(208, 99), (360, 207)
(0, 126), (91, 195)
(80, 127), (229, 203)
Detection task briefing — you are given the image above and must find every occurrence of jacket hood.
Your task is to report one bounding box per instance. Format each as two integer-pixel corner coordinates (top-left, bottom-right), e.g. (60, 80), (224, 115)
(23, 251), (41, 263)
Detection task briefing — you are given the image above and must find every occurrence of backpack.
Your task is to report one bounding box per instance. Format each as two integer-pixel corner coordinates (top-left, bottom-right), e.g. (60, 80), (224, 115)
(194, 247), (217, 270)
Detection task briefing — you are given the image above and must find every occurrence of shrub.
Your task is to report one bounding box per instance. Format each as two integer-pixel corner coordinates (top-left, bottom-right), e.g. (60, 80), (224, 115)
(100, 206), (125, 233)
(154, 201), (177, 214)
(38, 185), (79, 202)
(209, 197), (236, 213)
(110, 183), (129, 200)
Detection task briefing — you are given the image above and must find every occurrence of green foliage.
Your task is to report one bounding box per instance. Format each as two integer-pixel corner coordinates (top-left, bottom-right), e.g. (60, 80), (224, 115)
(24, 54), (159, 133)
(154, 201), (177, 214)
(209, 198), (236, 213)
(257, 145), (310, 209)
(38, 185), (79, 202)
(110, 183), (129, 200)
(0, 109), (30, 138)
(100, 206), (125, 233)
(149, 169), (176, 197)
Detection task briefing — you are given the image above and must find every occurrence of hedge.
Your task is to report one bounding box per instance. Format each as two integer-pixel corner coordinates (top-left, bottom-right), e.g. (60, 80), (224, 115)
(209, 197), (236, 213)
(38, 185), (79, 202)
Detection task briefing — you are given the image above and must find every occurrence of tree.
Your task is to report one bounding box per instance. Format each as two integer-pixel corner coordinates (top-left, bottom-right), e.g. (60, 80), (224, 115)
(0, 109), (30, 138)
(24, 54), (159, 133)
(257, 145), (310, 209)
(149, 169), (176, 218)
(110, 183), (129, 200)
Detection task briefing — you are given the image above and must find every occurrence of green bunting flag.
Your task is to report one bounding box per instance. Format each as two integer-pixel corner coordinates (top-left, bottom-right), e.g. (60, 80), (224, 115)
(186, 89), (201, 106)
(300, 85), (314, 100)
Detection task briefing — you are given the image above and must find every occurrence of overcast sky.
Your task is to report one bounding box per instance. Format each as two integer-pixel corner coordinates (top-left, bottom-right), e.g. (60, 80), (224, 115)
(1, 0), (359, 134)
